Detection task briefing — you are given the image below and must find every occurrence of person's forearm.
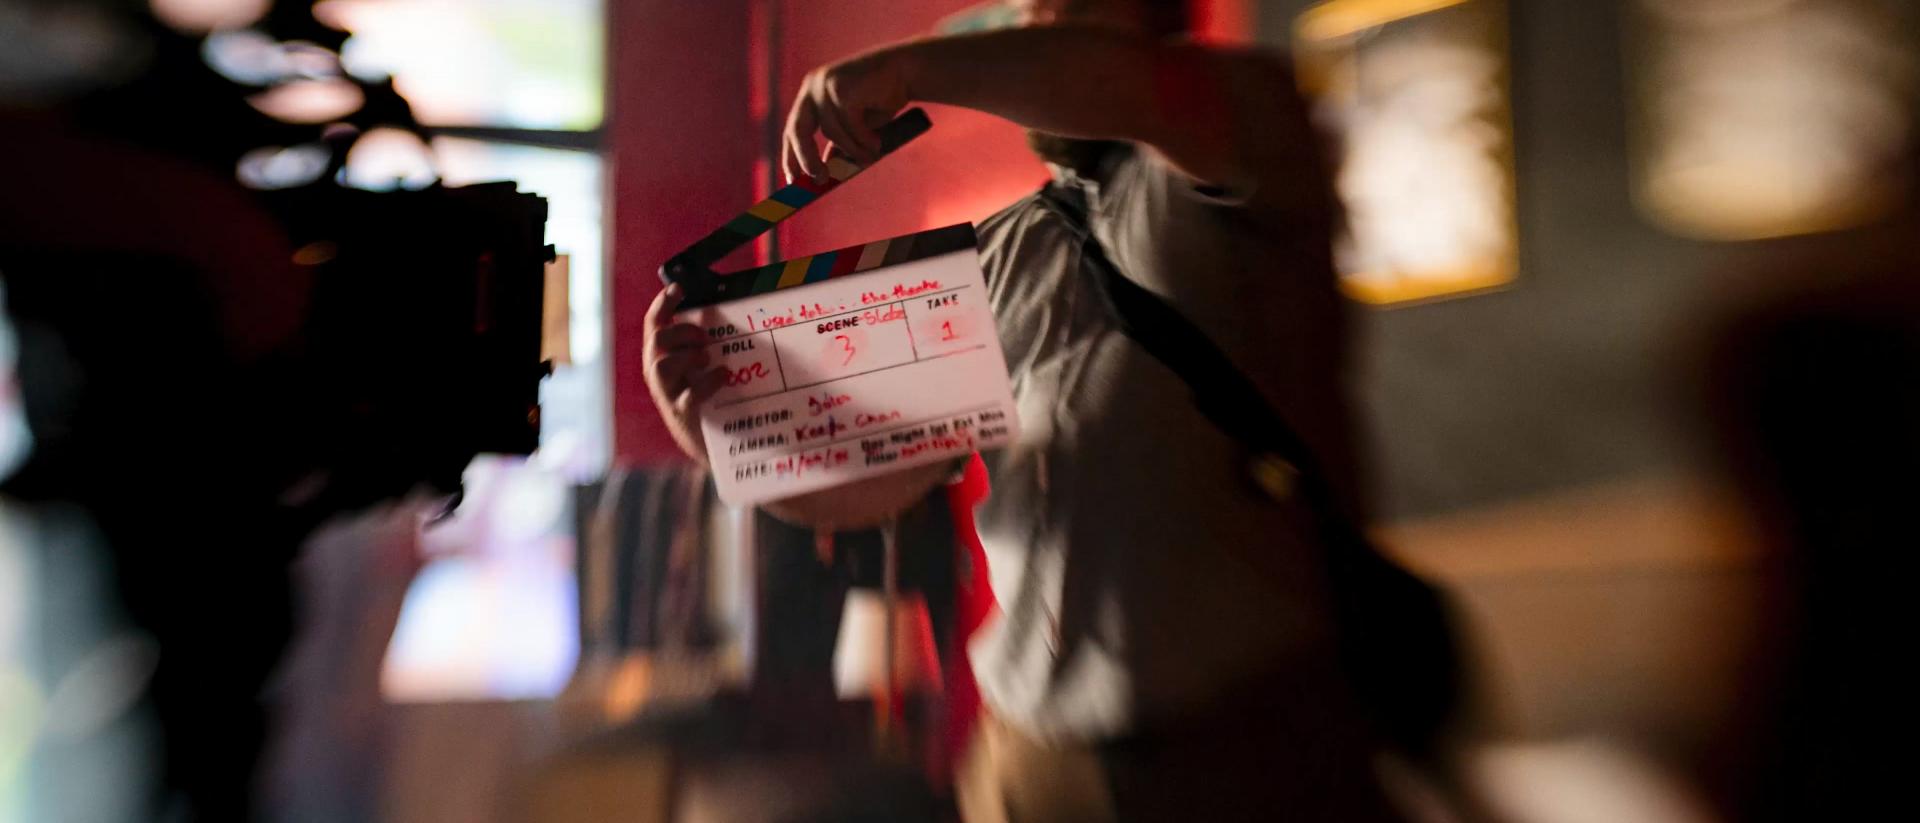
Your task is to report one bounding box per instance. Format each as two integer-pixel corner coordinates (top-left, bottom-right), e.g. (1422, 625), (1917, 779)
(892, 26), (1189, 145)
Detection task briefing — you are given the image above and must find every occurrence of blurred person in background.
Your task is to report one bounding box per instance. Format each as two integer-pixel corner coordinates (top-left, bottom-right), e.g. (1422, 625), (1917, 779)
(7, 269), (171, 823)
(2, 1), (430, 819)
(3, 4), (299, 819)
(1698, 195), (1920, 823)
(644, 1), (1457, 820)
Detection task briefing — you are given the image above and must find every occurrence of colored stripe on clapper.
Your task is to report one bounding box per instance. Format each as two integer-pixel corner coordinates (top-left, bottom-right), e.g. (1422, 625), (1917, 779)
(662, 109), (933, 282)
(679, 223), (979, 308)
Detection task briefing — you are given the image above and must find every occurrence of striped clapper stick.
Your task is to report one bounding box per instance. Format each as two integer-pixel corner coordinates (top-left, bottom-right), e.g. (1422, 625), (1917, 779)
(659, 108), (934, 300)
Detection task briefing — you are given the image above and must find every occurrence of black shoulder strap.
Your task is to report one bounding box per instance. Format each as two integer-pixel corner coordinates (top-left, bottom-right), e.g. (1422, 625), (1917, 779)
(1034, 183), (1359, 533)
(1035, 185), (1470, 758)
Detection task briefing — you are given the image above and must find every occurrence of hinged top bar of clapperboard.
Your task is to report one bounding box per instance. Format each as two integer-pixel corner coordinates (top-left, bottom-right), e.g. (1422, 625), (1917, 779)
(658, 108), (975, 309)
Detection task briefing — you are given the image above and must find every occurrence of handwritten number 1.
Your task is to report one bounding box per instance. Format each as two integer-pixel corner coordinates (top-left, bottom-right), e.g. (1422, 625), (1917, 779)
(940, 321), (957, 341)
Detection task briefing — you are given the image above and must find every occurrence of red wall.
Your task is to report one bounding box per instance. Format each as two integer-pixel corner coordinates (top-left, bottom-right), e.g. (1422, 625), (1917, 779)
(608, 0), (756, 465)
(610, 0), (1250, 465)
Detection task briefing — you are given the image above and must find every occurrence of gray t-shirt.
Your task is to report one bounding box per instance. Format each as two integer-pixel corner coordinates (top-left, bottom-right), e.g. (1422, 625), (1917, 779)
(969, 144), (1364, 740)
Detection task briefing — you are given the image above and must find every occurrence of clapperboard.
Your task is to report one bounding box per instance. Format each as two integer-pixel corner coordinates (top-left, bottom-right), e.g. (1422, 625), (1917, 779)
(660, 110), (1018, 506)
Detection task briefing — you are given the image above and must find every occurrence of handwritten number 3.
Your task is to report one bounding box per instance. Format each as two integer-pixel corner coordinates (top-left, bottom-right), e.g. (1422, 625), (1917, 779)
(836, 334), (856, 366)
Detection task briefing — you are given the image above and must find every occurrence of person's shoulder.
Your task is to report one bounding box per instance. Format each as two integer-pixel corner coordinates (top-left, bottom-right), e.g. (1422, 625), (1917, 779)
(977, 192), (1065, 258)
(1160, 46), (1333, 228)
(978, 191), (1048, 232)
(974, 190), (1078, 289)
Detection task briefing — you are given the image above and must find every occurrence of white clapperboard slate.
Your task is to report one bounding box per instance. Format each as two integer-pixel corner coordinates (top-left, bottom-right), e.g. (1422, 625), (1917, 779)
(659, 109), (1018, 506)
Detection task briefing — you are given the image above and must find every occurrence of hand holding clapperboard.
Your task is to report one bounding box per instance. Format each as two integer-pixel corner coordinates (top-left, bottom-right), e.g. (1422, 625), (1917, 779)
(660, 110), (1019, 506)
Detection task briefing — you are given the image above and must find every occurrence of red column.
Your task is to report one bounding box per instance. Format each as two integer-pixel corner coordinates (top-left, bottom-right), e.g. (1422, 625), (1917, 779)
(608, 0), (756, 465)
(1191, 0), (1253, 43)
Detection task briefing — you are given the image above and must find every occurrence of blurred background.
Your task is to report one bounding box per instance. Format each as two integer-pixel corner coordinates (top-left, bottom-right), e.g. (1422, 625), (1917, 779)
(4, 0), (1915, 821)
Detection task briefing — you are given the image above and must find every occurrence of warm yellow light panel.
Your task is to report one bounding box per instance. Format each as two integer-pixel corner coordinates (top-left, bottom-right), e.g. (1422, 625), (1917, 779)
(1629, 0), (1916, 241)
(1296, 0), (1519, 306)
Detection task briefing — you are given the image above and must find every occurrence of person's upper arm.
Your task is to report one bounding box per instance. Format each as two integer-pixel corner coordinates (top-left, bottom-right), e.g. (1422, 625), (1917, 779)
(1142, 48), (1337, 227)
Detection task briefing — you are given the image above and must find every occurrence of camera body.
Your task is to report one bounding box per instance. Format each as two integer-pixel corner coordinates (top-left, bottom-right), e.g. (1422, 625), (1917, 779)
(261, 180), (553, 515)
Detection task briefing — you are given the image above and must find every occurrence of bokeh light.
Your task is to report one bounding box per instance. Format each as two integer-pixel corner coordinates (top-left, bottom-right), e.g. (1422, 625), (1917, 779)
(149, 0), (271, 34)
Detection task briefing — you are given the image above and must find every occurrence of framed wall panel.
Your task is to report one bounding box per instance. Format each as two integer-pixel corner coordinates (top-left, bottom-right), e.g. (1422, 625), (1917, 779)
(1296, 0), (1519, 305)
(1628, 0), (1916, 241)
